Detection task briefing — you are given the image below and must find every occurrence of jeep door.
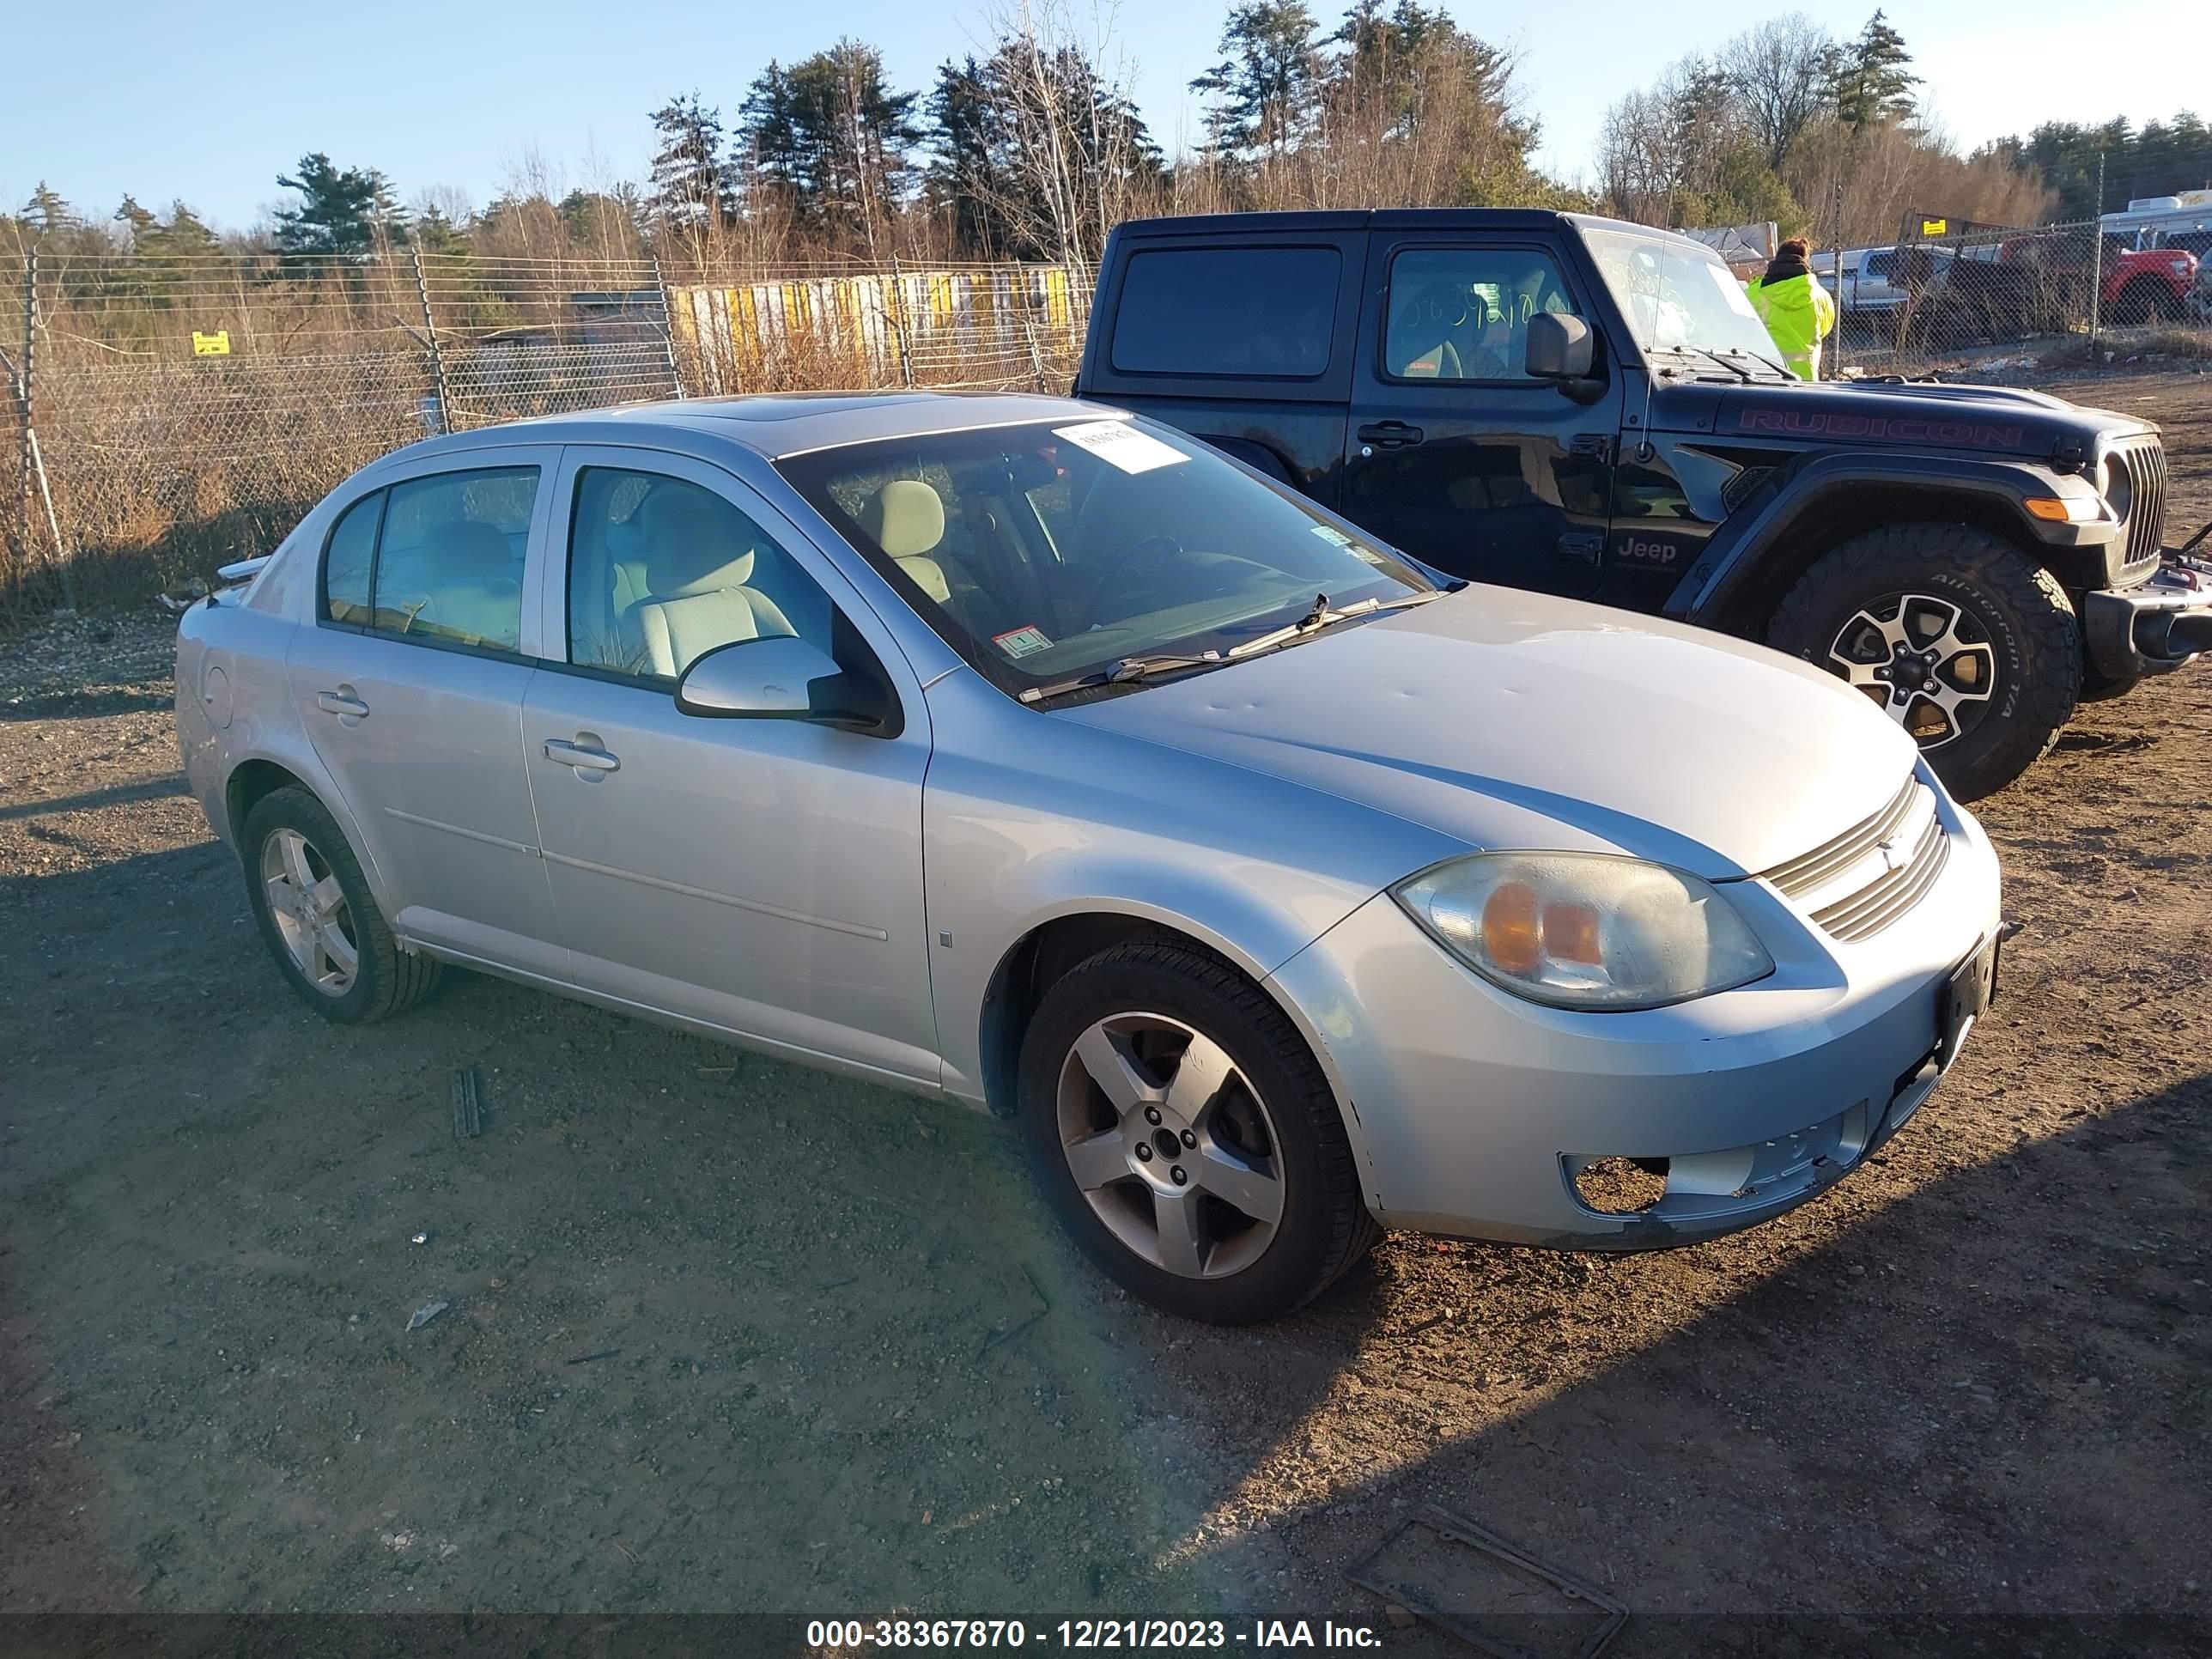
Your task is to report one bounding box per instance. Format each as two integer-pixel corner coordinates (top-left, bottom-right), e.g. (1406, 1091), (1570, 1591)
(1340, 226), (1620, 598)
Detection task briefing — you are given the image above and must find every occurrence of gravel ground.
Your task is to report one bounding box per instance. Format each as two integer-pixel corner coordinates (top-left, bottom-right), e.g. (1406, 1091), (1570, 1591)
(3, 370), (2209, 1653)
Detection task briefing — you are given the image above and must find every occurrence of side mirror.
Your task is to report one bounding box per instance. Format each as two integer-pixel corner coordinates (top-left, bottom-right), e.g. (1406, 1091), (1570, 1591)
(675, 635), (896, 734)
(1525, 312), (1595, 380)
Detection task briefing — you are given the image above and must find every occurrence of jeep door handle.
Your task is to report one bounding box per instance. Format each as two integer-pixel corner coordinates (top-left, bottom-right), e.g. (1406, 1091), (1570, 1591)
(1356, 422), (1425, 449)
(315, 687), (369, 720)
(543, 737), (620, 774)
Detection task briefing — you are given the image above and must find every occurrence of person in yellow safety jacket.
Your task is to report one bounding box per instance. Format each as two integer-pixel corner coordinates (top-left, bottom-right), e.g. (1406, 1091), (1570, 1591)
(1745, 236), (1837, 381)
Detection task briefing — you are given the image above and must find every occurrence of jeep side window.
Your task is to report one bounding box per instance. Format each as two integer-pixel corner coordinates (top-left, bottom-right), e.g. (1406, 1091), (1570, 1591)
(1382, 248), (1580, 383)
(1109, 246), (1341, 378)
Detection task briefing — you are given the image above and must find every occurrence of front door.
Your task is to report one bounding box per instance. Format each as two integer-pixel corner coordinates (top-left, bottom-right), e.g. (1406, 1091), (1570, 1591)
(1342, 234), (1621, 597)
(284, 450), (567, 978)
(522, 447), (939, 1086)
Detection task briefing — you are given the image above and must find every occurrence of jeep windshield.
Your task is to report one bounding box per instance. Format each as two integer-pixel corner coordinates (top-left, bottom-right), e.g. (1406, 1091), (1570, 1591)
(777, 419), (1439, 702)
(1582, 228), (1795, 380)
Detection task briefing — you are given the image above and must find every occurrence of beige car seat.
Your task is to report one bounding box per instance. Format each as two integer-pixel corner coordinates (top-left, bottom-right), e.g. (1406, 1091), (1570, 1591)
(415, 519), (521, 649)
(860, 479), (953, 603)
(632, 489), (795, 678)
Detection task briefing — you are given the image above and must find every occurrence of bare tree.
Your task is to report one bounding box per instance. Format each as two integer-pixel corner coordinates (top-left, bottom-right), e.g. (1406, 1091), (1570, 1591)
(1721, 15), (1835, 172)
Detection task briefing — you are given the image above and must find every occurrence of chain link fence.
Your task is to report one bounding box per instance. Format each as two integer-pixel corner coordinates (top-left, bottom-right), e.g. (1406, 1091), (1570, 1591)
(1, 246), (1089, 627)
(1826, 213), (2211, 378)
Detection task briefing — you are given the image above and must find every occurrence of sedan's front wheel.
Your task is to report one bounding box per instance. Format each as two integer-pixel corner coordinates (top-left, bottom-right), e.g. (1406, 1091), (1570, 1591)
(1018, 939), (1376, 1323)
(241, 785), (441, 1024)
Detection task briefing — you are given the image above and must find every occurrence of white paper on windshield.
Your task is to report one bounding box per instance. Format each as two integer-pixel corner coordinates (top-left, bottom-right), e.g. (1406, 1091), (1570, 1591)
(1707, 262), (1762, 319)
(1053, 420), (1188, 474)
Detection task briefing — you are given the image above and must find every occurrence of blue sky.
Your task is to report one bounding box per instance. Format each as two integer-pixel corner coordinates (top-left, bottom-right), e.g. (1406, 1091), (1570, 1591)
(5, 0), (2203, 231)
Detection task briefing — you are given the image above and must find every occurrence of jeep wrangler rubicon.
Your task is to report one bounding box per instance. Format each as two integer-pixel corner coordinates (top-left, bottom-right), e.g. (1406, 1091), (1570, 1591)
(1073, 210), (2210, 798)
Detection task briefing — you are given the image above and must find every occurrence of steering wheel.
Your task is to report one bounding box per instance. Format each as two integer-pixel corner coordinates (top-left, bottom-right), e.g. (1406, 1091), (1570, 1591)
(1081, 531), (1188, 619)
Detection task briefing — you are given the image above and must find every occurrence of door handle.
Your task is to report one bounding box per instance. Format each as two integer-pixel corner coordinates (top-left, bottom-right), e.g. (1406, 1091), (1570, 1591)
(1356, 422), (1425, 449)
(315, 687), (369, 720)
(543, 737), (620, 774)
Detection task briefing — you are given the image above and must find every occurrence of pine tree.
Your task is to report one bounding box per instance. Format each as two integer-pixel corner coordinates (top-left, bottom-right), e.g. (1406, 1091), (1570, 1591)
(647, 95), (735, 233)
(1830, 10), (1917, 131)
(273, 155), (405, 263)
(741, 43), (921, 254)
(1191, 2), (1322, 161)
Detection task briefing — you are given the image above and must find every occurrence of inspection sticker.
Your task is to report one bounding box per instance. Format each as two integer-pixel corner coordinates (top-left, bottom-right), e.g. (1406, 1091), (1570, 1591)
(1052, 420), (1188, 474)
(992, 624), (1054, 659)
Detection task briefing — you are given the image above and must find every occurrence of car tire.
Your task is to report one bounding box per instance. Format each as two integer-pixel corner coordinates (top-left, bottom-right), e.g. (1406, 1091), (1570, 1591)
(1017, 939), (1377, 1324)
(240, 785), (441, 1024)
(2110, 279), (2164, 327)
(1766, 523), (2081, 800)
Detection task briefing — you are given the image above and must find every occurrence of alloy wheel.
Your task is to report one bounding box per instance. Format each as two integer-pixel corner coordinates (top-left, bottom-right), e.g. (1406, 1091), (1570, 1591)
(1055, 1012), (1285, 1279)
(260, 827), (359, 997)
(1827, 592), (1996, 749)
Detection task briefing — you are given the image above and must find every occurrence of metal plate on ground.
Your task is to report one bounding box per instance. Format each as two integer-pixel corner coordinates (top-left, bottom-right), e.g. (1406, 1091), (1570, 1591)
(1348, 1505), (1627, 1659)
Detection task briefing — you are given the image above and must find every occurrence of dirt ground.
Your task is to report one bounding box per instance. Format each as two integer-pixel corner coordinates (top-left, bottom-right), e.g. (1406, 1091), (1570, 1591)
(3, 369), (2209, 1653)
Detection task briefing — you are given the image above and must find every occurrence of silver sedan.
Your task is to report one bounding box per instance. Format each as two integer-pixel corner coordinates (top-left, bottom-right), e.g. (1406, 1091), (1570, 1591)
(175, 393), (2002, 1322)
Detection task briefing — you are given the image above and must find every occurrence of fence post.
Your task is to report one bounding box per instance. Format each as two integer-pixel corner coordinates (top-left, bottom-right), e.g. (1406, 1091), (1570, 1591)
(16, 248), (76, 611)
(14, 248), (32, 579)
(1828, 183), (1846, 374)
(2087, 153), (2106, 347)
(1022, 283), (1048, 393)
(651, 255), (686, 399)
(887, 252), (915, 389)
(410, 245), (451, 433)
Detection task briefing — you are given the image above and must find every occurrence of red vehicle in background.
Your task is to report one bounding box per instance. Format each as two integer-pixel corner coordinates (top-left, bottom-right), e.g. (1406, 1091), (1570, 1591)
(1995, 229), (2199, 326)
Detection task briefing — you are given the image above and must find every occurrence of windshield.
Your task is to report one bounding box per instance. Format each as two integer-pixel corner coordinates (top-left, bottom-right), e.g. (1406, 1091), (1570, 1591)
(777, 418), (1435, 696)
(1581, 228), (1789, 370)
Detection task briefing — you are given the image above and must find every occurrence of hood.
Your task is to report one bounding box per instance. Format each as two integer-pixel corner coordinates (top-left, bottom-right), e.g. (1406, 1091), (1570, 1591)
(1696, 378), (2154, 460)
(1053, 587), (1920, 879)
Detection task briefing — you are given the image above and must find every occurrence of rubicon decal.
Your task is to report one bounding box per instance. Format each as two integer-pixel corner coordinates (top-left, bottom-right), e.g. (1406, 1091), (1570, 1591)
(1735, 410), (2026, 447)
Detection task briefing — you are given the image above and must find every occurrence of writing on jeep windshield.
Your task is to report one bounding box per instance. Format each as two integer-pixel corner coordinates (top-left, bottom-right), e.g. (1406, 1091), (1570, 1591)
(1582, 228), (1790, 374)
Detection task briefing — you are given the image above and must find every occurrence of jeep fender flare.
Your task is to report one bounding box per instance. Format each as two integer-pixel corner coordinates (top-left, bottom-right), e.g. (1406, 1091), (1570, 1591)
(1664, 450), (2109, 631)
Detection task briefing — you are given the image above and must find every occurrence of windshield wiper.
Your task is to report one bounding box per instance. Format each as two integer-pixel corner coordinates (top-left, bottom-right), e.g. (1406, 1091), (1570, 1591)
(1018, 650), (1227, 705)
(1656, 344), (1757, 383)
(1226, 588), (1448, 659)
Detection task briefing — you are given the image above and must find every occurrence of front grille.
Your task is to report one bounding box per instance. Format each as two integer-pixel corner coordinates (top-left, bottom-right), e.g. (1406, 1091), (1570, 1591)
(1758, 777), (1949, 942)
(2110, 436), (2167, 576)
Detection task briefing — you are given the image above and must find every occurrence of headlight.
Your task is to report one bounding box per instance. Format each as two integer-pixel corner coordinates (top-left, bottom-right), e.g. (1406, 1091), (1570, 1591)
(1392, 853), (1773, 1011)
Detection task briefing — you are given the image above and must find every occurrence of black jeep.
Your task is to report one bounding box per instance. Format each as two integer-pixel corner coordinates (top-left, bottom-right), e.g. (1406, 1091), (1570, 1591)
(1073, 210), (2210, 798)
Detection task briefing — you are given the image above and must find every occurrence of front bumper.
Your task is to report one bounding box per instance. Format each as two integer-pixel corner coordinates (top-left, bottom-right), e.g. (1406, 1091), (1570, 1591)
(2082, 551), (2212, 684)
(1266, 790), (2003, 1249)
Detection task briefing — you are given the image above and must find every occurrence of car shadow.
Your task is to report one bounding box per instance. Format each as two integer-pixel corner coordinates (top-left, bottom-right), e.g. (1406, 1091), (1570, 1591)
(1141, 1066), (2210, 1654)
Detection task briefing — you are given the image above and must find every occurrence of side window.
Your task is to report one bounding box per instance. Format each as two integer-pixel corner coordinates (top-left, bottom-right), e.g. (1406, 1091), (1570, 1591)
(319, 491), (384, 624)
(1384, 247), (1582, 383)
(565, 467), (835, 683)
(365, 466), (538, 652)
(1110, 246), (1340, 377)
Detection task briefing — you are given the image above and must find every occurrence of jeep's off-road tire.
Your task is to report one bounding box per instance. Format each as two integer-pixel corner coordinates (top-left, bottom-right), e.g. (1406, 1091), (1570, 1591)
(241, 786), (441, 1023)
(1766, 523), (2081, 800)
(1018, 939), (1377, 1324)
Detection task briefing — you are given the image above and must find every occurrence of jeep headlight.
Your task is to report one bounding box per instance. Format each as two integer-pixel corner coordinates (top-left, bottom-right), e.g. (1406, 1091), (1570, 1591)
(1393, 853), (1774, 1011)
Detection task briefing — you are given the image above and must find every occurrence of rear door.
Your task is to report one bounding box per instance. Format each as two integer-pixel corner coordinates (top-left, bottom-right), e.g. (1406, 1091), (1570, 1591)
(1077, 227), (1364, 504)
(1341, 228), (1621, 596)
(284, 447), (566, 978)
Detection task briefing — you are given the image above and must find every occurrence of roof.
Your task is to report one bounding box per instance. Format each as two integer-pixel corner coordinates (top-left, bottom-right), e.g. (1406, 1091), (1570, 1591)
(1106, 207), (1711, 252)
(386, 390), (1116, 467)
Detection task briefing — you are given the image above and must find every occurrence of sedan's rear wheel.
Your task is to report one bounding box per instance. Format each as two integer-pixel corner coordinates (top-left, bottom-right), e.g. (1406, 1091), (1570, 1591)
(1019, 939), (1376, 1323)
(241, 786), (440, 1024)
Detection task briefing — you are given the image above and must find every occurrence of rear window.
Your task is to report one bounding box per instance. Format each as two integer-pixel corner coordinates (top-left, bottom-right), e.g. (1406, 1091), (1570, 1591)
(1110, 246), (1340, 378)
